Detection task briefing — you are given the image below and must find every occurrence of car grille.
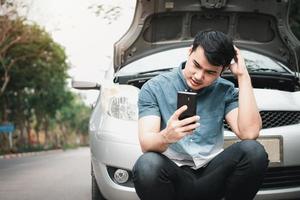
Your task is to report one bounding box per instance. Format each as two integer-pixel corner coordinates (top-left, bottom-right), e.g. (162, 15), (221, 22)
(224, 111), (300, 130)
(261, 166), (300, 189)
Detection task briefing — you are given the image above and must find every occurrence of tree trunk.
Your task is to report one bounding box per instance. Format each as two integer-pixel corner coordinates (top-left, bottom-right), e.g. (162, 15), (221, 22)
(0, 69), (10, 97)
(44, 117), (49, 147)
(35, 127), (40, 146)
(1, 96), (8, 122)
(19, 122), (25, 147)
(34, 119), (41, 146)
(25, 119), (32, 147)
(59, 124), (67, 147)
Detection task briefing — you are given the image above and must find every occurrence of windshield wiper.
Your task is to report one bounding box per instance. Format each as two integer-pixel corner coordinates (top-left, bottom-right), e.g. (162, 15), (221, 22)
(114, 67), (175, 83)
(137, 67), (174, 75)
(250, 68), (281, 73)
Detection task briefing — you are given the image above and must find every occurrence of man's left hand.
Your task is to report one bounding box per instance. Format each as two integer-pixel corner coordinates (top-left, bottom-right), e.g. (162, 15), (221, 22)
(229, 46), (249, 77)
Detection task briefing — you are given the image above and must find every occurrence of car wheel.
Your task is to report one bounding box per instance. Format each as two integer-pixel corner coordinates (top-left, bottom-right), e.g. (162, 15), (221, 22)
(92, 167), (106, 200)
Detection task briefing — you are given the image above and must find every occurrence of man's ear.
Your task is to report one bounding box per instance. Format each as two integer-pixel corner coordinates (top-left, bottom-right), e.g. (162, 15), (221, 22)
(221, 66), (226, 74)
(221, 65), (229, 74)
(188, 45), (193, 55)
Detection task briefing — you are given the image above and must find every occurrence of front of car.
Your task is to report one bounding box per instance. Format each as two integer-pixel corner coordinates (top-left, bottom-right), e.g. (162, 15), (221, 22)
(73, 0), (300, 199)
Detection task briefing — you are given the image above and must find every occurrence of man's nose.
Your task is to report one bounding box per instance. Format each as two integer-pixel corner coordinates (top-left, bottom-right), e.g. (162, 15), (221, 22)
(194, 70), (204, 81)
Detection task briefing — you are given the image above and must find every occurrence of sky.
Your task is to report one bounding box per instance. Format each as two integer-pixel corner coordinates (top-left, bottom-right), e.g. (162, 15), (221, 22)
(21, 0), (136, 104)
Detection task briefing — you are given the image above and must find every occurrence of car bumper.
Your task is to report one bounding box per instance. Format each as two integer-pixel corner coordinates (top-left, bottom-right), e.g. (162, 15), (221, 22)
(92, 156), (139, 200)
(255, 187), (300, 200)
(91, 123), (300, 200)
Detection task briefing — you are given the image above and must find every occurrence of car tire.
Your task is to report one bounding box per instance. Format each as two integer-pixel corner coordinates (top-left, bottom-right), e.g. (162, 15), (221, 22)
(92, 167), (106, 200)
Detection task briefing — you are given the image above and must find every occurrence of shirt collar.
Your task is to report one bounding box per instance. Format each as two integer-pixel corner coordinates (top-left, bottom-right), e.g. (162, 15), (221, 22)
(177, 62), (189, 91)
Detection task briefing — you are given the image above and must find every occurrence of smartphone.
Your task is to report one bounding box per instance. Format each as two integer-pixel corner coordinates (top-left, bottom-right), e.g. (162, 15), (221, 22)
(177, 91), (197, 120)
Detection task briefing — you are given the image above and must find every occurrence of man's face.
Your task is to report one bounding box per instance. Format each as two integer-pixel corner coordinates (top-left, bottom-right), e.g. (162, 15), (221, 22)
(183, 46), (223, 91)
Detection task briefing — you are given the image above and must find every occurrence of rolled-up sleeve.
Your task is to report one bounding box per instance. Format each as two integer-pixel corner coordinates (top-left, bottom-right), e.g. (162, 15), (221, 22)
(224, 85), (239, 116)
(138, 82), (161, 119)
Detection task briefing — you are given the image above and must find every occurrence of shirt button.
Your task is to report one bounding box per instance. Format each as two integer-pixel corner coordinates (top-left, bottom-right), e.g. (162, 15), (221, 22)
(190, 138), (194, 142)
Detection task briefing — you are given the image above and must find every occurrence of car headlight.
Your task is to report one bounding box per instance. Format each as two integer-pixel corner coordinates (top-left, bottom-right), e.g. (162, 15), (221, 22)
(101, 85), (139, 121)
(108, 96), (137, 120)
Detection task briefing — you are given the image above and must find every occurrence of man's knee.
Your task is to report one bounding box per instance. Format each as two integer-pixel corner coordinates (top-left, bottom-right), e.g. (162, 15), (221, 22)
(238, 140), (269, 171)
(132, 152), (167, 184)
(133, 152), (166, 172)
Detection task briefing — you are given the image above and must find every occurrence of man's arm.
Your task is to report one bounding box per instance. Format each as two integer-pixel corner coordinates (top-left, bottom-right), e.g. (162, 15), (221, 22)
(225, 47), (262, 140)
(138, 116), (168, 153)
(138, 106), (200, 153)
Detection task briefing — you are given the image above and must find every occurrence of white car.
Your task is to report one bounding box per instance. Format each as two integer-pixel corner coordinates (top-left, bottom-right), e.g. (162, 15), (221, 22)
(73, 0), (300, 199)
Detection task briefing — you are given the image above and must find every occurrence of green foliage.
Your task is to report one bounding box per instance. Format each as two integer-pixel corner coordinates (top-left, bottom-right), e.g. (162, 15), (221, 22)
(56, 93), (91, 135)
(1, 23), (69, 119)
(0, 7), (90, 153)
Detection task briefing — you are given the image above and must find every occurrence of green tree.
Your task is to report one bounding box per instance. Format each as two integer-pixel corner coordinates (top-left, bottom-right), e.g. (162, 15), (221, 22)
(0, 0), (90, 153)
(0, 18), (75, 151)
(3, 26), (70, 145)
(0, 1), (43, 97)
(55, 94), (90, 147)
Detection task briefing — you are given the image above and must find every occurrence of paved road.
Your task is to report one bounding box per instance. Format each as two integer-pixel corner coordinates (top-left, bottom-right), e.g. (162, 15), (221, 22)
(0, 147), (91, 200)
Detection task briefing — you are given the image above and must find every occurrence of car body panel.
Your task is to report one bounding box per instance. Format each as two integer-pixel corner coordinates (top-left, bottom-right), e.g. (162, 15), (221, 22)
(254, 89), (300, 110)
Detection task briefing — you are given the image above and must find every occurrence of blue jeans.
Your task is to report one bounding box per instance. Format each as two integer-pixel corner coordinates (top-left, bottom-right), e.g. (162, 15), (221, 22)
(132, 140), (269, 200)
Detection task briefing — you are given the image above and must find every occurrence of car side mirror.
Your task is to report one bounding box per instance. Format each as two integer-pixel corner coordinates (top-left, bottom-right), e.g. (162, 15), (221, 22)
(72, 79), (101, 90)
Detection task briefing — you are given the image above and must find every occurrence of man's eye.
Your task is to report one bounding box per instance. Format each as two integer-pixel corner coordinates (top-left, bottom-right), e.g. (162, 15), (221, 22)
(207, 71), (215, 75)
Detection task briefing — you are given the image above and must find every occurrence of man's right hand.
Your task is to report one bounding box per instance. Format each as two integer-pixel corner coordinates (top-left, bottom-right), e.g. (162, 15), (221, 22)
(161, 105), (200, 144)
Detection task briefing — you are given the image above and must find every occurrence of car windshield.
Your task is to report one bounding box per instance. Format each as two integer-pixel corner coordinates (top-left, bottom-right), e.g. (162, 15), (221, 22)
(116, 47), (290, 76)
(241, 50), (289, 73)
(116, 47), (189, 76)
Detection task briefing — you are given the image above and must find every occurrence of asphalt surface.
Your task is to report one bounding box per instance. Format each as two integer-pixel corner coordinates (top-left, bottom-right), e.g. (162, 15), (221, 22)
(0, 147), (91, 200)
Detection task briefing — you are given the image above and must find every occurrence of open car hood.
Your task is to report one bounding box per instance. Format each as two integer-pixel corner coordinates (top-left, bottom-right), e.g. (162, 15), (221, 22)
(114, 0), (300, 72)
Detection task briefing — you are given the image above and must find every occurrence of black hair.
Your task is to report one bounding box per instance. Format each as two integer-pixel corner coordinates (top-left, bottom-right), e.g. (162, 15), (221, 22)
(192, 30), (236, 68)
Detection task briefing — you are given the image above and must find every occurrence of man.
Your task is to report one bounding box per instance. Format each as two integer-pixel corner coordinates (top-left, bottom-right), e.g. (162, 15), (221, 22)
(132, 30), (269, 200)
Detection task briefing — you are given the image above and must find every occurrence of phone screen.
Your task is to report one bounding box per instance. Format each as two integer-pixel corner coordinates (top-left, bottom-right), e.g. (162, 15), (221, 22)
(177, 91), (197, 120)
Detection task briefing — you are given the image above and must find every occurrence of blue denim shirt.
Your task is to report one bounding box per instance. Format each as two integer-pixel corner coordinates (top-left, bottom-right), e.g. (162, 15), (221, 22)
(138, 63), (239, 168)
